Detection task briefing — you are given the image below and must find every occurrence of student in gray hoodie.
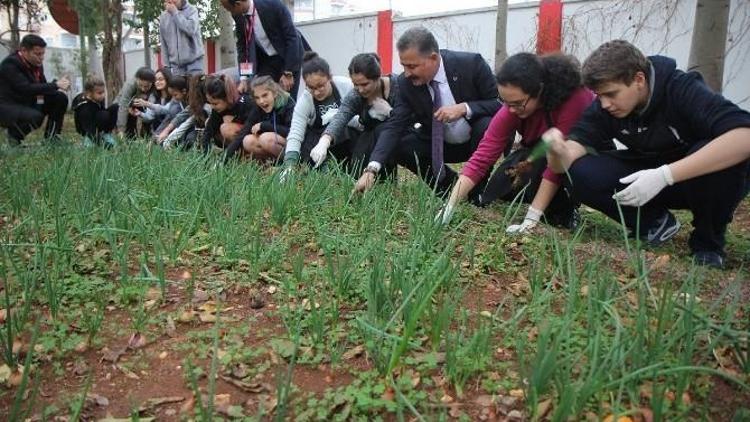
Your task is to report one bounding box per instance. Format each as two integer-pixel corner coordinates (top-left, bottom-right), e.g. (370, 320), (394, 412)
(159, 0), (204, 76)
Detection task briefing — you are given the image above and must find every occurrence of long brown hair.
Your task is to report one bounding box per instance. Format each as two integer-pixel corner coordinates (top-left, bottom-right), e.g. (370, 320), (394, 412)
(188, 74), (208, 126)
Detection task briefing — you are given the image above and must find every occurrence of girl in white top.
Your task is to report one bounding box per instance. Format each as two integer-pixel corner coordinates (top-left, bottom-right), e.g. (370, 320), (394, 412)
(282, 52), (361, 171)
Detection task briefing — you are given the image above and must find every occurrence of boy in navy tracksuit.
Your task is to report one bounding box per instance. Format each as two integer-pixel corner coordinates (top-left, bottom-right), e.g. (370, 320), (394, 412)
(544, 40), (750, 268)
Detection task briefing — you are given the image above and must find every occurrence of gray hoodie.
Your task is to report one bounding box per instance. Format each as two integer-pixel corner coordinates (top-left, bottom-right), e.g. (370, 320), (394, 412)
(159, 0), (204, 70)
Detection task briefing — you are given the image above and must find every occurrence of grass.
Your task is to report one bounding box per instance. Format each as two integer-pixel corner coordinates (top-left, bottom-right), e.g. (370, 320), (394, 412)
(0, 134), (748, 420)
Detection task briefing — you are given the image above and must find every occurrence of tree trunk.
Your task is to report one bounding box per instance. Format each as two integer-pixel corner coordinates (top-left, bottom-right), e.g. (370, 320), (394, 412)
(101, 0), (124, 103)
(494, 0), (508, 72)
(688, 0), (730, 93)
(218, 6), (237, 70)
(143, 21), (151, 69)
(78, 21), (88, 81)
(87, 33), (103, 78)
(11, 0), (20, 50)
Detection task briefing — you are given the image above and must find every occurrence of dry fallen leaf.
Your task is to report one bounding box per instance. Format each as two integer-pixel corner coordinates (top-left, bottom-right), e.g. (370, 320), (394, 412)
(448, 404), (462, 418)
(86, 393), (110, 407)
(74, 340), (89, 354)
(127, 332), (147, 350)
(101, 346), (127, 363)
(191, 289), (209, 303)
(220, 375), (271, 393)
(536, 399), (553, 419)
(73, 360), (89, 376)
(256, 393), (278, 414)
(115, 364), (140, 380)
(138, 396), (184, 413)
(603, 416), (634, 422)
(342, 345), (365, 360)
(145, 287), (162, 302)
(440, 393), (454, 403)
(230, 363), (250, 379)
(100, 415), (154, 422)
(650, 254), (671, 271)
(474, 395), (495, 407)
(165, 315), (177, 337)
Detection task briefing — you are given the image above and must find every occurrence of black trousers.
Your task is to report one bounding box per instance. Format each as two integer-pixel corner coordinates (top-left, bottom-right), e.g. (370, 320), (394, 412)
(75, 104), (118, 142)
(480, 147), (577, 225)
(0, 91), (68, 143)
(395, 116), (492, 199)
(256, 50), (302, 100)
(567, 140), (749, 255)
(125, 113), (152, 139)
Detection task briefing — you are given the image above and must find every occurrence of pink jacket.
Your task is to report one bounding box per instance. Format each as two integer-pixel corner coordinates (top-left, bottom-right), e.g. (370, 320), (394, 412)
(461, 87), (595, 185)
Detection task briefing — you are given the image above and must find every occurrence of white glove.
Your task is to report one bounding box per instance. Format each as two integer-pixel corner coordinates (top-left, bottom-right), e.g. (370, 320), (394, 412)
(368, 98), (393, 121)
(434, 202), (456, 225)
(612, 165), (674, 207)
(279, 167), (293, 183)
(321, 107), (338, 126)
(506, 206), (543, 234)
(310, 136), (331, 168)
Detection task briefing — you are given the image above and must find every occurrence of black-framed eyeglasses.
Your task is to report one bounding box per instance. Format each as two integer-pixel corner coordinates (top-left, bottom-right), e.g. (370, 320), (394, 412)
(500, 95), (531, 112)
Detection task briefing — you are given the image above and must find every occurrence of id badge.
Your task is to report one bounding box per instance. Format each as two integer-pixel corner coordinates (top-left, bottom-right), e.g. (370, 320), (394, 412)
(36, 95), (45, 105)
(239, 62), (254, 77)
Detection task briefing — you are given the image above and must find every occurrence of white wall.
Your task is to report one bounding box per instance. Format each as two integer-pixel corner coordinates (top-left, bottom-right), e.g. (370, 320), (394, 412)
(296, 12), (380, 77)
(297, 0), (750, 107)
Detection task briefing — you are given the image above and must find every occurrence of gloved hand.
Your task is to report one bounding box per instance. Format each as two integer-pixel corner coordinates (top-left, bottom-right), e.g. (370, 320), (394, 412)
(506, 206), (543, 234)
(368, 97), (393, 121)
(321, 107), (338, 126)
(279, 166), (293, 183)
(434, 202), (456, 225)
(310, 136), (331, 168)
(612, 165), (674, 207)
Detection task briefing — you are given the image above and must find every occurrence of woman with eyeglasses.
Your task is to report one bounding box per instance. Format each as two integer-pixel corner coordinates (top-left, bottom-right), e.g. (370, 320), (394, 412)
(440, 53), (595, 233)
(282, 52), (361, 172)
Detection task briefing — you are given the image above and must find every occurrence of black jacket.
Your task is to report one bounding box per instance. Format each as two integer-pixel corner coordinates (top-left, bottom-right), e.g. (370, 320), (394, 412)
(0, 51), (59, 106)
(72, 93), (105, 138)
(569, 55), (750, 164)
(232, 0), (306, 74)
(224, 97), (296, 161)
(370, 50), (500, 164)
(202, 93), (255, 152)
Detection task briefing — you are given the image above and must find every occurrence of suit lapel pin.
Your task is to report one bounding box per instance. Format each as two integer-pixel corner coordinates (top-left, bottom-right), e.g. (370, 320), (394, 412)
(452, 76), (458, 82)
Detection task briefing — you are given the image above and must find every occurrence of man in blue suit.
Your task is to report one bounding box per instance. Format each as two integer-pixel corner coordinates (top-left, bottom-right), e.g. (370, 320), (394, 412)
(354, 27), (500, 197)
(220, 0), (308, 98)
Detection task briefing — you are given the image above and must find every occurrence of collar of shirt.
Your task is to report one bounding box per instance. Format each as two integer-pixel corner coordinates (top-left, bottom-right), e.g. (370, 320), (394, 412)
(429, 56), (448, 99)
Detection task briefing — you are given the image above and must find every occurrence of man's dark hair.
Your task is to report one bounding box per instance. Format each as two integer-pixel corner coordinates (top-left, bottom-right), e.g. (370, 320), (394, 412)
(496, 52), (582, 111)
(135, 67), (156, 83)
(396, 27), (439, 56)
(301, 51), (331, 78)
(582, 40), (649, 89)
(348, 53), (381, 80)
(20, 34), (46, 50)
